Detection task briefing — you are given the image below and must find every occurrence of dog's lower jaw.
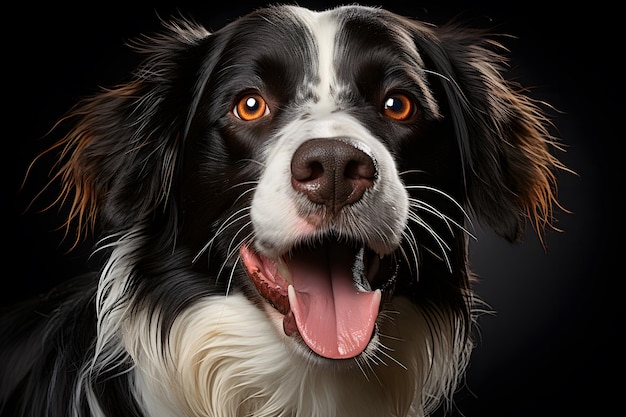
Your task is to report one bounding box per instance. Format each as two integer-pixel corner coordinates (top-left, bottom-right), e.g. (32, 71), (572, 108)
(126, 293), (456, 417)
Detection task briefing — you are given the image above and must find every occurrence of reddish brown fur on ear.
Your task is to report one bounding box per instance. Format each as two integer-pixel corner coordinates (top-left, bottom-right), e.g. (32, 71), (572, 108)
(467, 76), (568, 246)
(493, 86), (569, 245)
(418, 23), (570, 245)
(25, 19), (210, 250)
(31, 78), (185, 251)
(28, 83), (145, 248)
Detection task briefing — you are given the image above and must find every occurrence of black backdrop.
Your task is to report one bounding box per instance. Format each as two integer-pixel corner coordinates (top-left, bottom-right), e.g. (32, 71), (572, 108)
(3, 1), (619, 416)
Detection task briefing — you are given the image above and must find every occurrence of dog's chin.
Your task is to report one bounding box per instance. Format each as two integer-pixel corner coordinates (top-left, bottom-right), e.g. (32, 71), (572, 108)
(240, 237), (399, 361)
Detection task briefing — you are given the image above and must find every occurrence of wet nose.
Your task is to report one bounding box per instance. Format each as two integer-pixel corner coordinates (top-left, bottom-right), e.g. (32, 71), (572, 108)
(290, 138), (377, 214)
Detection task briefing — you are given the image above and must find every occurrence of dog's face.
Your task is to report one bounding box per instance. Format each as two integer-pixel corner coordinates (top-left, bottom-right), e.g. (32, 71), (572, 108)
(184, 6), (466, 360)
(45, 4), (563, 414)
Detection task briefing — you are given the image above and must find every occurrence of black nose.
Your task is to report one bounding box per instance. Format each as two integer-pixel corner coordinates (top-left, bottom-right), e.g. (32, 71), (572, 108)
(291, 138), (377, 215)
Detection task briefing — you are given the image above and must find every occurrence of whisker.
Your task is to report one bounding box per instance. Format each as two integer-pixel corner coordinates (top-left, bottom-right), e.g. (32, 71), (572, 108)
(225, 255), (241, 296)
(406, 211), (452, 271)
(410, 199), (456, 237)
(409, 198), (476, 241)
(192, 207), (251, 264)
(399, 182), (478, 272)
(407, 209), (451, 252)
(422, 68), (469, 109)
(405, 185), (473, 225)
(215, 230), (254, 284)
(225, 220), (253, 259)
(400, 228), (420, 275)
(398, 168), (428, 177)
(239, 158), (266, 169)
(374, 342), (408, 370)
(225, 182), (258, 206)
(352, 354), (372, 381)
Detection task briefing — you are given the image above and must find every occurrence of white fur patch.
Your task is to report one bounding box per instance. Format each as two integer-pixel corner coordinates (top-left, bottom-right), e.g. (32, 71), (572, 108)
(122, 293), (466, 417)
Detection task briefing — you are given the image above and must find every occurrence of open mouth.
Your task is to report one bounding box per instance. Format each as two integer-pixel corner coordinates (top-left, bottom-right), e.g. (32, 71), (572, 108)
(240, 237), (398, 359)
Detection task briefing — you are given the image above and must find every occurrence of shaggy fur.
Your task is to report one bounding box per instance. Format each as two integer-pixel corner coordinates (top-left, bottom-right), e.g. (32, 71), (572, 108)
(1, 4), (565, 417)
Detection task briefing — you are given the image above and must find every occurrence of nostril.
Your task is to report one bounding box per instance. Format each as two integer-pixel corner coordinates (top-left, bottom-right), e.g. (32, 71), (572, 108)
(345, 157), (376, 182)
(292, 159), (324, 183)
(291, 149), (329, 203)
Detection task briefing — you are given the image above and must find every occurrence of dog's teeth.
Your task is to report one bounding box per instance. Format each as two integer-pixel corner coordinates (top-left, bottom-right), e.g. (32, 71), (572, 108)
(352, 248), (372, 292)
(353, 247), (365, 276)
(277, 256), (292, 284)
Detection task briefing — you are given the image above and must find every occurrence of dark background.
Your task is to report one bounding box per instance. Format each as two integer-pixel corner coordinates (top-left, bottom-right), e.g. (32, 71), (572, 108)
(3, 1), (619, 416)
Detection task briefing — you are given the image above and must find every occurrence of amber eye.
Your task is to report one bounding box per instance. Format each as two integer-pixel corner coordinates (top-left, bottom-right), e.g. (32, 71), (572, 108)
(382, 92), (417, 121)
(233, 93), (269, 121)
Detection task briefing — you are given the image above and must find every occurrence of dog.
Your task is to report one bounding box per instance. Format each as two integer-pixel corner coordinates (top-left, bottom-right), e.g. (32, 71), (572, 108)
(0, 4), (565, 417)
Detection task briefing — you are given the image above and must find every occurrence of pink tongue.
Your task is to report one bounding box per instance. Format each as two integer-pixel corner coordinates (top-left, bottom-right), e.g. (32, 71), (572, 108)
(287, 245), (381, 359)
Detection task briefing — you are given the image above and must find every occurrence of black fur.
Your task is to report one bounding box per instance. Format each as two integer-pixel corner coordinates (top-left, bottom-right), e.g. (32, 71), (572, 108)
(1, 5), (565, 417)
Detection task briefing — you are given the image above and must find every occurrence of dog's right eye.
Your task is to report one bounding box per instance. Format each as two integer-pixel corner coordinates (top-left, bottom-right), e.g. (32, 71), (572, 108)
(382, 92), (419, 122)
(232, 93), (270, 121)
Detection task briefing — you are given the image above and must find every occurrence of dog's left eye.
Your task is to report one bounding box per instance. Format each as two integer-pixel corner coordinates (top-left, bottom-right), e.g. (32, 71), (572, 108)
(382, 93), (418, 122)
(233, 93), (270, 121)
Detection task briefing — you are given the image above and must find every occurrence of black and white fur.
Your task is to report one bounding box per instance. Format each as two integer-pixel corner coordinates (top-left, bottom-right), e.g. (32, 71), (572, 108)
(0, 4), (565, 417)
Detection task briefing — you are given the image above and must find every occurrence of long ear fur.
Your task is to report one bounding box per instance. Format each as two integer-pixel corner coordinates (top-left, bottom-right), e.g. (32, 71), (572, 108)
(414, 22), (567, 243)
(36, 18), (211, 246)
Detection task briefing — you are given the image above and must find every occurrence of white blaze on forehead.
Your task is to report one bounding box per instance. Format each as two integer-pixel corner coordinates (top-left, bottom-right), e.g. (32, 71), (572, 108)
(289, 7), (340, 113)
(288, 6), (440, 118)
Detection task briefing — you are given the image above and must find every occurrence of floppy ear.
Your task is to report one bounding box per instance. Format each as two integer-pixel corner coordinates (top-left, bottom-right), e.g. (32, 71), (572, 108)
(39, 19), (211, 246)
(416, 23), (567, 243)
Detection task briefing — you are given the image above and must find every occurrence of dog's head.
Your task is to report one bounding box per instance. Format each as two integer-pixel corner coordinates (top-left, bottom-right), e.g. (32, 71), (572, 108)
(43, 2), (563, 398)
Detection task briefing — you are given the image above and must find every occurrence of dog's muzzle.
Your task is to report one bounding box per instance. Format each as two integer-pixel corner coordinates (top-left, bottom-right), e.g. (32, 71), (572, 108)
(241, 137), (400, 360)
